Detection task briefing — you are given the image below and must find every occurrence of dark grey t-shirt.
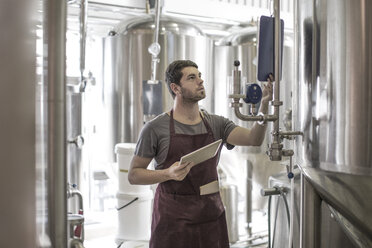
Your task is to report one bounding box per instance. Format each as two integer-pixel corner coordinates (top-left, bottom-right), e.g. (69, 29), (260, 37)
(134, 110), (237, 168)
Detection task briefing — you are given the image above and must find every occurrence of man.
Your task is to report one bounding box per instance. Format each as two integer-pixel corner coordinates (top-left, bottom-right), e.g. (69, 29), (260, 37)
(128, 60), (273, 248)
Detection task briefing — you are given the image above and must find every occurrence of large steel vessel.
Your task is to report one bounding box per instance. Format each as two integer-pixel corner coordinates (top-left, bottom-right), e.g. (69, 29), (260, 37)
(101, 15), (214, 162)
(293, 0), (372, 246)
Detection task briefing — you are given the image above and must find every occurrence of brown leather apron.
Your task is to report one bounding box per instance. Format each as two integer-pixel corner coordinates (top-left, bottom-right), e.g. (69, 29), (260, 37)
(150, 110), (229, 248)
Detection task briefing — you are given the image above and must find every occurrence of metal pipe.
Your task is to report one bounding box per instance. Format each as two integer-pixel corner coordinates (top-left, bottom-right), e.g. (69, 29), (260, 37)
(45, 0), (67, 247)
(229, 61), (277, 123)
(154, 0), (161, 45)
(68, 189), (84, 212)
(280, 131), (304, 136)
(246, 160), (253, 237)
(273, 0), (281, 141)
(266, 0), (284, 161)
(233, 60), (241, 94)
(149, 0), (162, 82)
(260, 187), (286, 196)
(233, 104), (277, 122)
(79, 0), (88, 81)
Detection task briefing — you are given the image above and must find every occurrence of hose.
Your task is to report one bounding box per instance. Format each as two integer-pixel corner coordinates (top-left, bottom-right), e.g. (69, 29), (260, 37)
(268, 195), (272, 248)
(116, 197), (139, 211)
(281, 192), (290, 228)
(288, 178), (295, 248)
(271, 194), (281, 248)
(268, 187), (293, 248)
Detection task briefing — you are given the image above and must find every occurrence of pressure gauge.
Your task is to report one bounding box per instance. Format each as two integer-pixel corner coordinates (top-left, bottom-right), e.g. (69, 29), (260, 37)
(243, 83), (262, 104)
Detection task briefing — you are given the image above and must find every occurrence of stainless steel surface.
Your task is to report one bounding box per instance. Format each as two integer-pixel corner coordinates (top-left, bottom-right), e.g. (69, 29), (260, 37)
(269, 172), (359, 248)
(327, 205), (370, 248)
(300, 172), (321, 248)
(229, 61), (278, 123)
(246, 160), (252, 236)
(45, 0), (68, 247)
(272, 0), (281, 148)
(300, 167), (372, 244)
(149, 0), (162, 82)
(220, 184), (239, 243)
(268, 171), (301, 248)
(67, 86), (84, 198)
(0, 0), (36, 247)
(260, 187), (282, 197)
(68, 187), (84, 214)
(79, 0), (87, 80)
(102, 14), (213, 161)
(294, 0), (372, 242)
(214, 27), (260, 136)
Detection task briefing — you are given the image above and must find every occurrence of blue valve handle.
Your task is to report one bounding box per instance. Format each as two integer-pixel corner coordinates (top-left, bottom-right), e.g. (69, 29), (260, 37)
(287, 172), (294, 179)
(244, 83), (262, 104)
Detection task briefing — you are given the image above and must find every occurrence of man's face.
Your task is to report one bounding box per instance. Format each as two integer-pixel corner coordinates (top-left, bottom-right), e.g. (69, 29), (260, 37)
(178, 66), (205, 102)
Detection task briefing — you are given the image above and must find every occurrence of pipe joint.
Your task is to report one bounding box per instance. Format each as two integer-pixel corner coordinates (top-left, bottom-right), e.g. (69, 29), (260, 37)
(267, 142), (283, 161)
(270, 100), (283, 106)
(282, 149), (294, 157)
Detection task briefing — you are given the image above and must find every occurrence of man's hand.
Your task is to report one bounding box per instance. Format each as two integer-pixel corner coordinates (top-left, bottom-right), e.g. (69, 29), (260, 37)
(167, 161), (194, 181)
(262, 74), (274, 103)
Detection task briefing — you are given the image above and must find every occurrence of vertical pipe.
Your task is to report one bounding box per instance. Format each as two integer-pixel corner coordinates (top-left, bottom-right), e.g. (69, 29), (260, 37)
(45, 0), (67, 247)
(154, 0), (161, 45)
(300, 173), (321, 248)
(150, 0), (162, 82)
(273, 0), (281, 144)
(80, 0), (88, 80)
(246, 160), (253, 237)
(233, 61), (241, 95)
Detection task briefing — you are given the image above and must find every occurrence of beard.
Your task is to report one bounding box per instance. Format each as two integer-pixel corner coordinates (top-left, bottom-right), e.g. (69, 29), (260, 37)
(180, 87), (206, 102)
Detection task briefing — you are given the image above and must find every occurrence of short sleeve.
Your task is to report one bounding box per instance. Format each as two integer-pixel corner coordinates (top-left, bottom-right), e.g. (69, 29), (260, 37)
(134, 122), (158, 158)
(220, 116), (237, 150)
(201, 110), (237, 150)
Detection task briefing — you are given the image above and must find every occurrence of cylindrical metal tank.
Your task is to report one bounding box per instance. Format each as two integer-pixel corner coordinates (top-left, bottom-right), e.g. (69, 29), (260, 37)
(220, 184), (239, 243)
(102, 15), (214, 162)
(294, 0), (372, 244)
(268, 171), (357, 248)
(66, 84), (84, 213)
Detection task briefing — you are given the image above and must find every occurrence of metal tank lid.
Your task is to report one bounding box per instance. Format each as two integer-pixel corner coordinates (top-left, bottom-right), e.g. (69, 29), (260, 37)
(215, 26), (258, 46)
(113, 14), (205, 37)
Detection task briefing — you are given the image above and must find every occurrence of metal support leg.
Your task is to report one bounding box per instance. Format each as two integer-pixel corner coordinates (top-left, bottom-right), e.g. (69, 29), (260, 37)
(300, 173), (321, 248)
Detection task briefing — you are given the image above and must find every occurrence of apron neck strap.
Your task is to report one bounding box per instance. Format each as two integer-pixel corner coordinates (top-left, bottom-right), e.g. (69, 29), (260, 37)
(169, 109), (213, 135)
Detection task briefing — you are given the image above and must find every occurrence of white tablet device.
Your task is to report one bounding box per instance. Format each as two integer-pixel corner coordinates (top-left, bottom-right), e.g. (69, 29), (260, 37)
(179, 139), (222, 166)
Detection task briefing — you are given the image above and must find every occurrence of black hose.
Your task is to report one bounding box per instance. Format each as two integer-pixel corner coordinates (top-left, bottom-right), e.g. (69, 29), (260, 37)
(271, 195), (281, 248)
(116, 197), (139, 211)
(281, 193), (291, 228)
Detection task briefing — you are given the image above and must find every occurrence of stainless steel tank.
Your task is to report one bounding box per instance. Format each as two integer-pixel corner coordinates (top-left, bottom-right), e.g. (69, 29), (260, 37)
(102, 15), (214, 162)
(268, 171), (357, 248)
(294, 0), (372, 244)
(220, 183), (239, 243)
(66, 84), (84, 213)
